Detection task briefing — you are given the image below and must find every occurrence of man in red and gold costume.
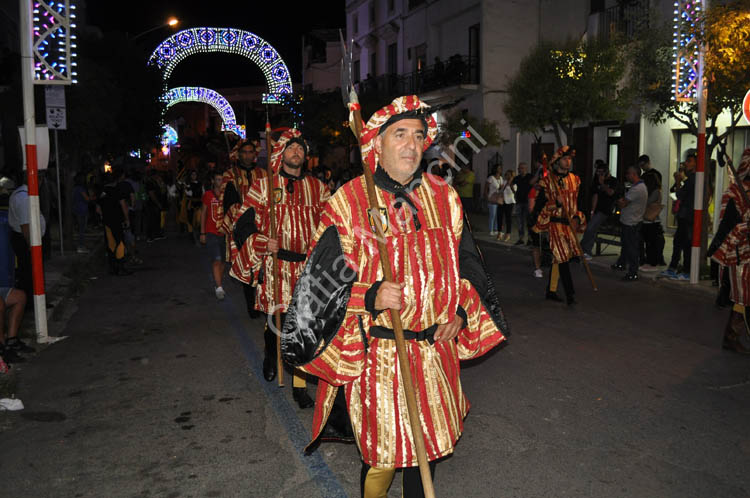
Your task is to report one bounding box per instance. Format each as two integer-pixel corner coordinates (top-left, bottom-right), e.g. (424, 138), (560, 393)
(230, 129), (330, 408)
(219, 138), (266, 318)
(281, 96), (509, 497)
(709, 149), (750, 354)
(532, 147), (586, 306)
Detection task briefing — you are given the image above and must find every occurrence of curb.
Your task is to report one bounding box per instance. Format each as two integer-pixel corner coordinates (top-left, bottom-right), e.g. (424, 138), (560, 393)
(474, 232), (717, 298)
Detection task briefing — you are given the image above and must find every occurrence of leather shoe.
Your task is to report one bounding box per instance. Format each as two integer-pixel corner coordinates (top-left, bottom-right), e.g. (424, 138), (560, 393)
(262, 355), (277, 382)
(566, 295), (577, 306)
(320, 420), (355, 442)
(545, 291), (563, 302)
(293, 387), (314, 409)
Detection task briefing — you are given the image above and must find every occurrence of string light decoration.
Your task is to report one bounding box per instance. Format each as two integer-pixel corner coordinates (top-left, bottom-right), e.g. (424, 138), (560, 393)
(162, 86), (245, 138)
(32, 0), (78, 84)
(672, 0), (703, 101)
(148, 27), (292, 103)
(161, 125), (179, 146)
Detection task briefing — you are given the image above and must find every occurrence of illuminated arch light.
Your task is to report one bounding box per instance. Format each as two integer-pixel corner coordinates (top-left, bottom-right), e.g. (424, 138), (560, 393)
(149, 27), (293, 103)
(162, 86), (245, 137)
(221, 124), (247, 139)
(162, 125), (178, 146)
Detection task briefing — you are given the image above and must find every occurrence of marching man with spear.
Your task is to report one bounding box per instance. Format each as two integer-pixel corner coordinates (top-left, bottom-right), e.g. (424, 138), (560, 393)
(230, 128), (330, 408)
(533, 146), (594, 306)
(219, 138), (266, 319)
(709, 148), (750, 355)
(281, 95), (509, 497)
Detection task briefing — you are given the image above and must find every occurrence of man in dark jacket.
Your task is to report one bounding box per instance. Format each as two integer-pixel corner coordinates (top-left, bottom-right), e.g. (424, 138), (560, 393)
(663, 152), (696, 280)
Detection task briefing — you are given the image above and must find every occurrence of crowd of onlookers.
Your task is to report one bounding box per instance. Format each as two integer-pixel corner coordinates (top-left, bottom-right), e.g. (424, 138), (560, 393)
(477, 152), (700, 283)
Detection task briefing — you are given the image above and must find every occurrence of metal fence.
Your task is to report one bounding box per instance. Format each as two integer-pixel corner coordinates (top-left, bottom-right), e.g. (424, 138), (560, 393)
(358, 55), (479, 98)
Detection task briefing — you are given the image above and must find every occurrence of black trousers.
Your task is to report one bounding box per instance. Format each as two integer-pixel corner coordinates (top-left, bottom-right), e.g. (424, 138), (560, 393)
(547, 261), (574, 298)
(640, 222), (666, 266)
(145, 202), (161, 239)
(10, 230), (32, 296)
(669, 217), (693, 271)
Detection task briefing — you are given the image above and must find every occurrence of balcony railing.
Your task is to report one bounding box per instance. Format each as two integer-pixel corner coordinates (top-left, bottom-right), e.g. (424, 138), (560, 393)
(598, 0), (649, 41)
(358, 55), (479, 98)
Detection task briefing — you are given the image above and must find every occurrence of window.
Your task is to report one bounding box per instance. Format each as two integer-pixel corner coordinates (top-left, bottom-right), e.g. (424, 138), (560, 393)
(352, 13), (358, 35)
(370, 52), (377, 76)
(388, 0), (395, 12)
(408, 0), (425, 10)
(387, 43), (397, 74)
(353, 59), (361, 83)
(369, 2), (376, 27)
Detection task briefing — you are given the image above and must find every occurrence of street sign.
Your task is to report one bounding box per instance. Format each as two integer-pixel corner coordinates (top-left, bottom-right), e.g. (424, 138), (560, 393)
(45, 86), (67, 130)
(46, 107), (67, 130)
(743, 88), (750, 124)
(45, 86), (66, 107)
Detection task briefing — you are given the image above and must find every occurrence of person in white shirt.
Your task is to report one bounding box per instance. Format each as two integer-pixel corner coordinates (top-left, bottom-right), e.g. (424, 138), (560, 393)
(486, 165), (503, 235)
(497, 169), (516, 242)
(614, 166), (648, 281)
(8, 179), (46, 296)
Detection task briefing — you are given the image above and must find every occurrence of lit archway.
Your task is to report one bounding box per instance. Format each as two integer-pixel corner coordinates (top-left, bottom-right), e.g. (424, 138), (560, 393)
(149, 27), (292, 103)
(162, 86), (246, 138)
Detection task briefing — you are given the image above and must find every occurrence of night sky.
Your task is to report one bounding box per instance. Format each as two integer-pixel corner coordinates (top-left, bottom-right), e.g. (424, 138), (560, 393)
(86, 0), (345, 89)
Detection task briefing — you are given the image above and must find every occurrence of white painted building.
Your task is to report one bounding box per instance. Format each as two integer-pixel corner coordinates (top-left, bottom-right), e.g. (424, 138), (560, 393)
(344, 0), (749, 231)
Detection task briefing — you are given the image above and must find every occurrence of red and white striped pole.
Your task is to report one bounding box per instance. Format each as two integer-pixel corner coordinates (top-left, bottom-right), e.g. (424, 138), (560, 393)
(690, 1), (708, 285)
(20, 0), (49, 341)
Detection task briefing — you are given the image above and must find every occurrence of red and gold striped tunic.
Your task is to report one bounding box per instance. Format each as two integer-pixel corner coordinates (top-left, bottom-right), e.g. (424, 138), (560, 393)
(230, 173), (330, 313)
(300, 172), (506, 468)
(711, 178), (750, 305)
(533, 172), (586, 264)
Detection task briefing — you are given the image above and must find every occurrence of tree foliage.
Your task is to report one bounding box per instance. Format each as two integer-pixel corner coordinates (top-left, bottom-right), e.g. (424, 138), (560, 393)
(437, 109), (505, 148)
(629, 0), (750, 155)
(504, 37), (631, 147)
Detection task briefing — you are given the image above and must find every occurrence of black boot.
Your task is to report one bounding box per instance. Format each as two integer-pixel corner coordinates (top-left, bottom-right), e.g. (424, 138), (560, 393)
(293, 387), (314, 409)
(320, 392), (354, 442)
(566, 294), (577, 306)
(262, 327), (277, 382)
(545, 291), (563, 302)
(115, 259), (133, 276)
(244, 285), (260, 319)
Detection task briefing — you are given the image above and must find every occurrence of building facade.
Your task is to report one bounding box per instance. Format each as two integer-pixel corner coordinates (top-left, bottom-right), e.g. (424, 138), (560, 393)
(344, 0), (749, 231)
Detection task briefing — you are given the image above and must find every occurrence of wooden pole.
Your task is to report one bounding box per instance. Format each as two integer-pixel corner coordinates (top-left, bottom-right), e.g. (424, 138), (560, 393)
(265, 120), (284, 387)
(348, 98), (436, 498)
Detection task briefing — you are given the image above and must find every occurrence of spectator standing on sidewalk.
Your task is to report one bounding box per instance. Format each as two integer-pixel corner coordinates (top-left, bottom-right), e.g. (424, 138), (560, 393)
(662, 153), (696, 280)
(638, 155), (666, 271)
(200, 171), (226, 300)
(8, 173), (46, 297)
(72, 173), (91, 253)
(126, 169), (144, 240)
(581, 160), (618, 259)
(0, 286), (33, 364)
(613, 166), (648, 281)
(454, 163), (475, 213)
(497, 169), (516, 242)
(512, 162), (533, 245)
(486, 165), (502, 235)
(144, 170), (165, 242)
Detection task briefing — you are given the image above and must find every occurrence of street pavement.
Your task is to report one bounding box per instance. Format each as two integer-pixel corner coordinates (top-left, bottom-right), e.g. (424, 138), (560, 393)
(0, 230), (747, 498)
